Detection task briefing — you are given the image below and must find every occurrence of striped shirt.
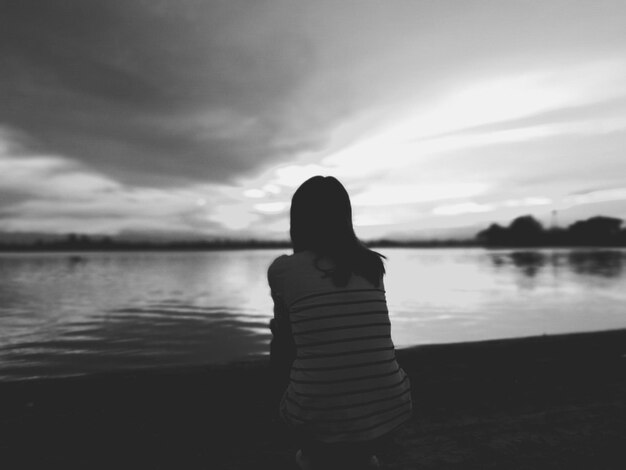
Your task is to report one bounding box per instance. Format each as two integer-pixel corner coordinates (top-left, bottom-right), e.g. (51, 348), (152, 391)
(268, 251), (412, 443)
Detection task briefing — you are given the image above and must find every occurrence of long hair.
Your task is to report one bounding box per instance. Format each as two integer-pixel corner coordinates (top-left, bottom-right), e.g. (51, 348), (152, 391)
(290, 176), (386, 287)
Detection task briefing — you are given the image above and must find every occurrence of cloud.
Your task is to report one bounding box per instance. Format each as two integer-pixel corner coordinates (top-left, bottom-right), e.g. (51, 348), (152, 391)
(432, 202), (495, 216)
(352, 183), (489, 207)
(4, 1), (625, 189)
(1, 1), (626, 238)
(0, 0), (349, 186)
(0, 133), (226, 234)
(562, 187), (626, 207)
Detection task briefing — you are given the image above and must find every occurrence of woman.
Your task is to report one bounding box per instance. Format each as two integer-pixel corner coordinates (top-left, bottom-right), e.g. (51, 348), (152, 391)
(268, 176), (412, 469)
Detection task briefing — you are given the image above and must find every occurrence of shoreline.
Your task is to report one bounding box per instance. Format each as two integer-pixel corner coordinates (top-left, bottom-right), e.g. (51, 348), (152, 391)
(1, 328), (625, 469)
(1, 327), (624, 385)
(1, 327), (622, 386)
(2, 245), (626, 253)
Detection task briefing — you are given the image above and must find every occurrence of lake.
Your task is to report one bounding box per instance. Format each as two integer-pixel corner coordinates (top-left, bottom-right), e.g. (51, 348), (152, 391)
(1, 248), (625, 381)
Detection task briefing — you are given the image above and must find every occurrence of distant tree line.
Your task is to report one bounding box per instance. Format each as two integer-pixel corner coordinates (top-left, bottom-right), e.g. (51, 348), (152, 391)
(1, 215), (624, 251)
(0, 234), (478, 251)
(476, 215), (626, 247)
(0, 234), (292, 251)
(367, 238), (479, 248)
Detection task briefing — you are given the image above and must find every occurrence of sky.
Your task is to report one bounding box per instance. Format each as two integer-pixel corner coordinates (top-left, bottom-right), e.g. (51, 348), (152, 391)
(1, 0), (626, 240)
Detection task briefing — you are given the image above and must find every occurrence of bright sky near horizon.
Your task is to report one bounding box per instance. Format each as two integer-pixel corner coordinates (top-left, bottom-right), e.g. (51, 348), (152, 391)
(1, 0), (626, 240)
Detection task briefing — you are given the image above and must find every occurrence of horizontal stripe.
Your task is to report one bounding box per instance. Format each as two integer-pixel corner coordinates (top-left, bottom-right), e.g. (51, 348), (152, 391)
(290, 367), (400, 385)
(291, 356), (396, 372)
(347, 408), (412, 435)
(283, 410), (305, 423)
(290, 374), (409, 398)
(286, 387), (411, 412)
(284, 412), (411, 443)
(285, 401), (410, 425)
(291, 299), (386, 313)
(291, 309), (388, 325)
(298, 334), (390, 348)
(297, 345), (395, 360)
(292, 321), (390, 336)
(289, 288), (385, 309)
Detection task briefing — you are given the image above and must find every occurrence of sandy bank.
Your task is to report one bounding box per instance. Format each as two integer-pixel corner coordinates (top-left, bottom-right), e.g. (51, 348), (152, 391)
(1, 329), (625, 469)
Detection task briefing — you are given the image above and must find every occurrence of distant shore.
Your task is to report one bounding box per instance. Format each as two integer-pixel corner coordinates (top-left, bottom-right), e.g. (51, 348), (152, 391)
(3, 241), (626, 252)
(1, 328), (624, 469)
(2, 214), (625, 252)
(0, 238), (481, 251)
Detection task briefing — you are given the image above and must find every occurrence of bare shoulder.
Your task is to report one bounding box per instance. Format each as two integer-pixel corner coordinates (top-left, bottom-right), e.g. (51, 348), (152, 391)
(268, 253), (291, 268)
(267, 251), (317, 280)
(267, 253), (291, 280)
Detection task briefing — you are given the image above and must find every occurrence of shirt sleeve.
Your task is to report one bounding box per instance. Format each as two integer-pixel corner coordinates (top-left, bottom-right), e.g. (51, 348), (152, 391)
(267, 255), (295, 369)
(267, 254), (289, 317)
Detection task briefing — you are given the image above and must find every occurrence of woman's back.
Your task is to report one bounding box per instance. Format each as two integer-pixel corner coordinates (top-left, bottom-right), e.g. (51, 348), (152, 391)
(268, 250), (412, 444)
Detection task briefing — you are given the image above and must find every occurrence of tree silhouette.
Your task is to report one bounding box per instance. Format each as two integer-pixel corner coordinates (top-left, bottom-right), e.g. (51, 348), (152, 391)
(508, 215), (544, 246)
(477, 223), (509, 246)
(568, 216), (622, 246)
(477, 215), (626, 247)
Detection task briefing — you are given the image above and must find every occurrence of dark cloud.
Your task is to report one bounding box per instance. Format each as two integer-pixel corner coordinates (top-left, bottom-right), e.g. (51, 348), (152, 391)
(4, 0), (625, 190)
(0, 0), (338, 186)
(0, 191), (31, 213)
(2, 0), (626, 237)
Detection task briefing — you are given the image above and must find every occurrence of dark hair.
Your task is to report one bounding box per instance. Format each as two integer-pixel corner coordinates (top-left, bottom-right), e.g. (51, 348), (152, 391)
(290, 176), (386, 287)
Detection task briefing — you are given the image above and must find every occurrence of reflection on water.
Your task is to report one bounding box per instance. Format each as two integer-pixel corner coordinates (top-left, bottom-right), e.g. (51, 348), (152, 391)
(488, 249), (625, 278)
(1, 248), (625, 381)
(567, 250), (624, 277)
(509, 251), (547, 277)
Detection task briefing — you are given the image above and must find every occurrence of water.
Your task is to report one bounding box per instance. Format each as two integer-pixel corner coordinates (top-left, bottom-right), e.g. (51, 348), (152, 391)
(0, 248), (625, 382)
